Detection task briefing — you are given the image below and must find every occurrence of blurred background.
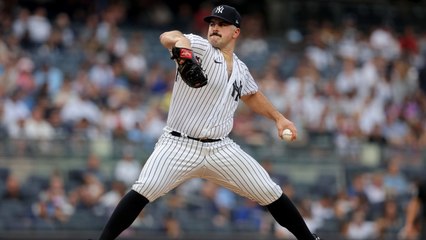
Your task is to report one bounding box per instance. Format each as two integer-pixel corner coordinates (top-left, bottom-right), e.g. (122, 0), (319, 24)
(0, 0), (426, 239)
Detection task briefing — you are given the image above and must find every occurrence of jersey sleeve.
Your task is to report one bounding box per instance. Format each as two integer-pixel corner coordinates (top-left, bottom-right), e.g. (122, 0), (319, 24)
(184, 34), (210, 58)
(240, 61), (258, 96)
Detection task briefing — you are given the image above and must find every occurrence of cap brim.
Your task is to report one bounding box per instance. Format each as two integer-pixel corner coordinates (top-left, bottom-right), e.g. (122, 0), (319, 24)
(203, 16), (237, 27)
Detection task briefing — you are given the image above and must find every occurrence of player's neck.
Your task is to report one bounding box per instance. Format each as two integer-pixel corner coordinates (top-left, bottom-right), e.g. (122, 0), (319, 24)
(221, 48), (234, 62)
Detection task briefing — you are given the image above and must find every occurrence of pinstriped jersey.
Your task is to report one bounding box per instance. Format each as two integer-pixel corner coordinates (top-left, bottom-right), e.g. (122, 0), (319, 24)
(165, 33), (258, 139)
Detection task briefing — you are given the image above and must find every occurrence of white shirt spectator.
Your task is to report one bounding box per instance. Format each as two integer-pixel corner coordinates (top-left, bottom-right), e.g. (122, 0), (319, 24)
(24, 108), (55, 140)
(335, 58), (362, 95)
(140, 107), (166, 141)
(357, 57), (385, 99)
(27, 7), (52, 44)
(358, 94), (386, 135)
(54, 12), (75, 48)
(12, 8), (30, 40)
(7, 118), (27, 139)
(88, 53), (114, 92)
(122, 44), (147, 78)
(370, 27), (401, 61)
(301, 93), (327, 130)
(338, 39), (359, 60)
(60, 95), (101, 124)
(2, 93), (31, 128)
(114, 151), (142, 187)
(364, 173), (386, 204)
(119, 100), (146, 131)
(108, 28), (128, 58)
(305, 45), (334, 72)
(346, 219), (377, 240)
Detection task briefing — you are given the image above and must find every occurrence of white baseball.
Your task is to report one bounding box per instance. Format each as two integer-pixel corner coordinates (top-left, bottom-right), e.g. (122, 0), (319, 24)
(281, 129), (293, 141)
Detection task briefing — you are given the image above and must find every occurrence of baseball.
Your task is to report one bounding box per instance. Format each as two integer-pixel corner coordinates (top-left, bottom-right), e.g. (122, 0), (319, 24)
(281, 129), (293, 141)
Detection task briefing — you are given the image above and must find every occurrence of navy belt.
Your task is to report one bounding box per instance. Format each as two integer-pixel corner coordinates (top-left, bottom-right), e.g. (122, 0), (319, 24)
(170, 131), (221, 143)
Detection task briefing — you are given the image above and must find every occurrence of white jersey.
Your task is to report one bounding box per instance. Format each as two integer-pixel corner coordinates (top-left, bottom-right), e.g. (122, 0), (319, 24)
(132, 32), (282, 207)
(165, 34), (258, 139)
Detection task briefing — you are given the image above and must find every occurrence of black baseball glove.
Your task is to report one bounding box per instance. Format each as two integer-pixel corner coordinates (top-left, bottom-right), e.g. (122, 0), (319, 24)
(171, 47), (208, 88)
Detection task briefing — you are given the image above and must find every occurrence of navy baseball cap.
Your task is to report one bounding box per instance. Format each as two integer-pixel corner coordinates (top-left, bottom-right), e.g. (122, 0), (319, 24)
(204, 5), (241, 28)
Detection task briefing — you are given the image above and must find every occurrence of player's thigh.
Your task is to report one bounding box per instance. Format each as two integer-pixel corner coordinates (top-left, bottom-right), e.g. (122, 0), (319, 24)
(132, 134), (204, 201)
(207, 141), (282, 205)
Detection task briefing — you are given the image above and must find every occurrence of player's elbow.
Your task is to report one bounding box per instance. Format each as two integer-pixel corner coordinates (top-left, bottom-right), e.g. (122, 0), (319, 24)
(159, 30), (184, 49)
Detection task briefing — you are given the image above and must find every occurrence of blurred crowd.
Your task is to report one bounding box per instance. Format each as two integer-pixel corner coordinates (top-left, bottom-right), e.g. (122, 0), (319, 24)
(0, 1), (426, 239)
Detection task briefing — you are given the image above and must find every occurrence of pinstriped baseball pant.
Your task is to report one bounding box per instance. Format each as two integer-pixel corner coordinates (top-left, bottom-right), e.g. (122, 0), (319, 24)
(132, 132), (283, 206)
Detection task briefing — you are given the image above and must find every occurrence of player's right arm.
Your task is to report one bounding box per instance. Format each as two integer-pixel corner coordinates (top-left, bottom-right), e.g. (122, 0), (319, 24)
(159, 30), (191, 50)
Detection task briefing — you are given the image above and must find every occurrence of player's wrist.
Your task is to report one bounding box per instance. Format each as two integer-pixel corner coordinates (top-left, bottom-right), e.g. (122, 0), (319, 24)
(174, 37), (191, 49)
(272, 111), (285, 123)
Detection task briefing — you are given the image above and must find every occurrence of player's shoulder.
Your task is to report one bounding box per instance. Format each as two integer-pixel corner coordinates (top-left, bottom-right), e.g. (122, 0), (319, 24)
(234, 54), (250, 72)
(184, 33), (208, 44)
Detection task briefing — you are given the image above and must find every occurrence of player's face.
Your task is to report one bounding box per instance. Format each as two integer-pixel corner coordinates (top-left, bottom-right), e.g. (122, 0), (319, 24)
(207, 18), (239, 49)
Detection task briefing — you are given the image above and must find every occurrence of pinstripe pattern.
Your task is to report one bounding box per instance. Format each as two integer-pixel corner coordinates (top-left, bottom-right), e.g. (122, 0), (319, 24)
(132, 133), (282, 205)
(131, 33), (282, 206)
(167, 34), (258, 139)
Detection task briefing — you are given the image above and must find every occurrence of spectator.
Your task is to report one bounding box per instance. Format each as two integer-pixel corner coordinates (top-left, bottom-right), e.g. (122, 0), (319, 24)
(364, 173), (387, 217)
(27, 7), (52, 47)
(305, 30), (335, 75)
(369, 25), (401, 61)
(357, 55), (386, 100)
(24, 106), (54, 140)
(357, 89), (386, 136)
(88, 52), (115, 95)
(2, 88), (31, 129)
(238, 14), (269, 58)
(34, 60), (64, 98)
(106, 27), (128, 58)
(343, 208), (378, 240)
(99, 180), (127, 216)
(335, 57), (362, 96)
(31, 173), (74, 228)
(119, 92), (146, 132)
(389, 58), (419, 104)
(52, 75), (77, 108)
(113, 148), (142, 188)
(1, 174), (28, 201)
(85, 153), (108, 183)
(375, 199), (404, 239)
(15, 57), (36, 94)
(52, 12), (75, 49)
(138, 104), (166, 145)
(12, 8), (31, 48)
(382, 103), (410, 146)
(46, 107), (71, 138)
(398, 25), (418, 57)
(383, 157), (410, 198)
(311, 194), (336, 225)
(75, 172), (105, 210)
(122, 40), (147, 89)
(60, 92), (101, 125)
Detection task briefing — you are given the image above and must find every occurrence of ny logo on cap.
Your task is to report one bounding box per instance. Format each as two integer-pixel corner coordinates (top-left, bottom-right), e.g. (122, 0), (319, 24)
(215, 6), (224, 14)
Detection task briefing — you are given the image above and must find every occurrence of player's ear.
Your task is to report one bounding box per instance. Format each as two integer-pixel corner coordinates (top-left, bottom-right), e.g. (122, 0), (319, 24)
(233, 27), (240, 39)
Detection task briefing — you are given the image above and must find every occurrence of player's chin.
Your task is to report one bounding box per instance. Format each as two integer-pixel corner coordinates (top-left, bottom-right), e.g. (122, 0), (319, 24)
(208, 38), (221, 47)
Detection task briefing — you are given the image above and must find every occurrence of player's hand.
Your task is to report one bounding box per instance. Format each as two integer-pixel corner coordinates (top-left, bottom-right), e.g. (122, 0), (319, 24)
(276, 117), (297, 141)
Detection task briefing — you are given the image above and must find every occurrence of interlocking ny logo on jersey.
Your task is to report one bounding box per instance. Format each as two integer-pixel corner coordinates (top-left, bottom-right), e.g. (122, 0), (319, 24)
(215, 6), (224, 13)
(231, 80), (242, 101)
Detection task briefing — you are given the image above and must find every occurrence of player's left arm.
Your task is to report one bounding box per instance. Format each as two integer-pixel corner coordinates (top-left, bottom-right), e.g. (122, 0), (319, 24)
(241, 91), (297, 140)
(159, 30), (191, 49)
